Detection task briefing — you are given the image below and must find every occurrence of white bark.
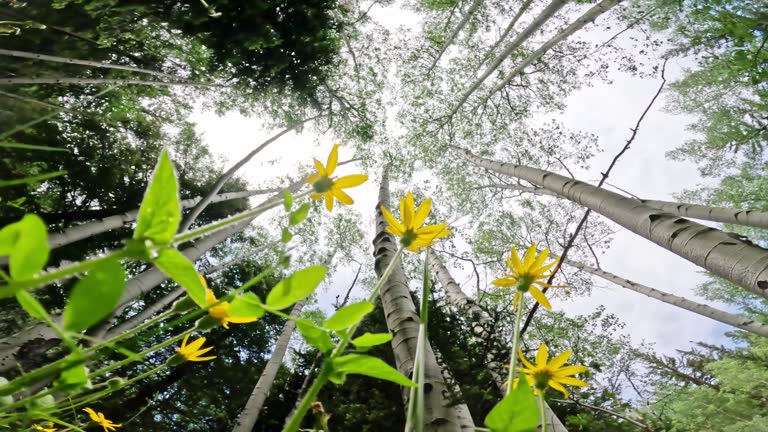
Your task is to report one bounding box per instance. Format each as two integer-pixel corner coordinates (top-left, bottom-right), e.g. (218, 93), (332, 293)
(487, 0), (623, 98)
(426, 0), (484, 74)
(638, 199), (768, 230)
(565, 259), (768, 337)
(374, 169), (469, 431)
(0, 77), (218, 87)
(178, 114), (325, 232)
(432, 347), (476, 431)
(429, 253), (567, 432)
(479, 0), (533, 64)
(0, 48), (179, 79)
(450, 0), (567, 117)
(458, 148), (768, 300)
(232, 299), (307, 432)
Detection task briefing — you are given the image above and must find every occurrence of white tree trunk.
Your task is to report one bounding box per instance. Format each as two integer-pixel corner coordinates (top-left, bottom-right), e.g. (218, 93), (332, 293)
(427, 0), (484, 74)
(178, 115), (325, 232)
(450, 0), (567, 116)
(565, 258), (768, 337)
(638, 199), (768, 230)
(232, 299), (307, 432)
(429, 253), (567, 432)
(479, 0), (533, 64)
(432, 347), (476, 431)
(487, 0), (623, 98)
(458, 148), (768, 300)
(0, 48), (179, 79)
(374, 169), (470, 431)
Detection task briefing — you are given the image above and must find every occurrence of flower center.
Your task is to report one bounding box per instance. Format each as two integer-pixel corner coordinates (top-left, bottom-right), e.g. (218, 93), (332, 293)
(516, 275), (534, 292)
(400, 229), (418, 247)
(313, 177), (334, 193)
(532, 368), (553, 390)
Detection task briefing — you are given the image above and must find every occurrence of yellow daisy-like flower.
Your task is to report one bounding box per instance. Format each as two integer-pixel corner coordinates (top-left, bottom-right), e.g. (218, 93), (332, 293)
(381, 192), (451, 253)
(306, 143), (368, 212)
(176, 333), (216, 362)
(491, 244), (559, 309)
(517, 344), (588, 399)
(32, 423), (56, 432)
(83, 407), (121, 432)
(206, 288), (259, 329)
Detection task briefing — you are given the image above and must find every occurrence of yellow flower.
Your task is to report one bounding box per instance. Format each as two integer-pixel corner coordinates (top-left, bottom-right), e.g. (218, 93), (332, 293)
(206, 288), (259, 329)
(83, 407), (121, 432)
(491, 244), (559, 309)
(176, 333), (216, 362)
(381, 192), (451, 253)
(307, 143), (368, 212)
(32, 423), (56, 432)
(517, 344), (588, 399)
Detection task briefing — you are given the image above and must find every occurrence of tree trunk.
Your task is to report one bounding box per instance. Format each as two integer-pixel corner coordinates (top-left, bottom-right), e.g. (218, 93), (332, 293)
(232, 299), (307, 432)
(457, 147), (768, 300)
(373, 168), (469, 431)
(565, 258), (768, 337)
(426, 0), (484, 75)
(0, 48), (179, 79)
(0, 77), (218, 87)
(178, 116), (326, 232)
(637, 199), (768, 230)
(479, 0), (533, 64)
(429, 253), (567, 432)
(487, 0), (623, 98)
(450, 0), (567, 116)
(432, 347), (476, 431)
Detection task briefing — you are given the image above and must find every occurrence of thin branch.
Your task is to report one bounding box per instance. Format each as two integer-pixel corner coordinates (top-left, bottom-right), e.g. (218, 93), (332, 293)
(426, 0), (484, 76)
(551, 399), (652, 431)
(0, 77), (220, 87)
(520, 59), (668, 336)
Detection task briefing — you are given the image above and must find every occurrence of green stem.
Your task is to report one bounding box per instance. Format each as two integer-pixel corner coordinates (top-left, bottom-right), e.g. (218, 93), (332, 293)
(538, 394), (547, 432)
(507, 294), (525, 395)
(283, 363), (331, 432)
(0, 250), (127, 298)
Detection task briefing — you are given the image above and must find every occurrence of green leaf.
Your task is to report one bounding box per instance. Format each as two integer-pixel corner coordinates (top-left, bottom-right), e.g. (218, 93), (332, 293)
(289, 203), (311, 226)
(63, 259), (126, 332)
(54, 360), (89, 392)
(283, 190), (293, 211)
(228, 292), (266, 319)
(323, 301), (374, 331)
(153, 248), (206, 308)
(0, 141), (69, 152)
(0, 214), (48, 280)
(332, 354), (415, 387)
(0, 171), (67, 187)
(281, 227), (293, 243)
(351, 332), (393, 349)
(133, 149), (181, 244)
(296, 319), (334, 353)
(266, 266), (326, 309)
(16, 291), (47, 320)
(485, 381), (539, 432)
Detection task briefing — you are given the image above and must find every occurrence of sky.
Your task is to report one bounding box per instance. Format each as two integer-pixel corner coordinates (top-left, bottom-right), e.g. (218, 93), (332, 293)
(190, 1), (733, 363)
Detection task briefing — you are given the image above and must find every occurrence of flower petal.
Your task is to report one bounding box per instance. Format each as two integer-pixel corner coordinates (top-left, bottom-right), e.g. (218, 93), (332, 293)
(510, 247), (524, 273)
(186, 336), (207, 352)
(190, 355), (216, 362)
(535, 344), (549, 367)
(332, 188), (354, 205)
(402, 192), (415, 227)
(325, 194), (334, 212)
(306, 172), (322, 185)
(548, 380), (569, 398)
(313, 159), (327, 177)
(381, 206), (405, 233)
(523, 244), (537, 271)
(529, 286), (552, 310)
(412, 197), (432, 227)
(206, 288), (217, 305)
(335, 174), (368, 189)
(491, 278), (516, 287)
(326, 144), (339, 176)
(547, 350), (573, 370)
(519, 349), (535, 370)
(553, 376), (588, 387)
(181, 333), (191, 350)
(227, 316), (259, 324)
(513, 291), (520, 308)
(531, 248), (550, 271)
(554, 365), (589, 377)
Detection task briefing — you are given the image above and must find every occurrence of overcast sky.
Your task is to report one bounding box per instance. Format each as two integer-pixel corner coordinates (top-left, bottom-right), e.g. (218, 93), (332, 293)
(190, 2), (732, 360)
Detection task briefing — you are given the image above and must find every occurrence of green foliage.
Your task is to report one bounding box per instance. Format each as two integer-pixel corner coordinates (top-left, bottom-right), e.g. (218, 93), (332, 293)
(228, 292), (267, 319)
(485, 383), (539, 432)
(133, 149), (181, 245)
(0, 214), (48, 280)
(331, 354), (416, 387)
(289, 203), (312, 226)
(323, 301), (374, 331)
(15, 291), (48, 320)
(351, 332), (393, 349)
(297, 319), (335, 353)
(62, 259), (126, 332)
(153, 248), (208, 308)
(265, 266), (327, 309)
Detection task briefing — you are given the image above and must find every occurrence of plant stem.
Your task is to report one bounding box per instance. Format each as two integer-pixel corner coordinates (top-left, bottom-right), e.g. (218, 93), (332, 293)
(538, 394), (547, 432)
(507, 295), (525, 395)
(282, 363), (331, 432)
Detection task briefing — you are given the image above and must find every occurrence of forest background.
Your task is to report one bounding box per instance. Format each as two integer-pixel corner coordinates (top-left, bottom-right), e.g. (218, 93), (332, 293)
(0, 0), (766, 431)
